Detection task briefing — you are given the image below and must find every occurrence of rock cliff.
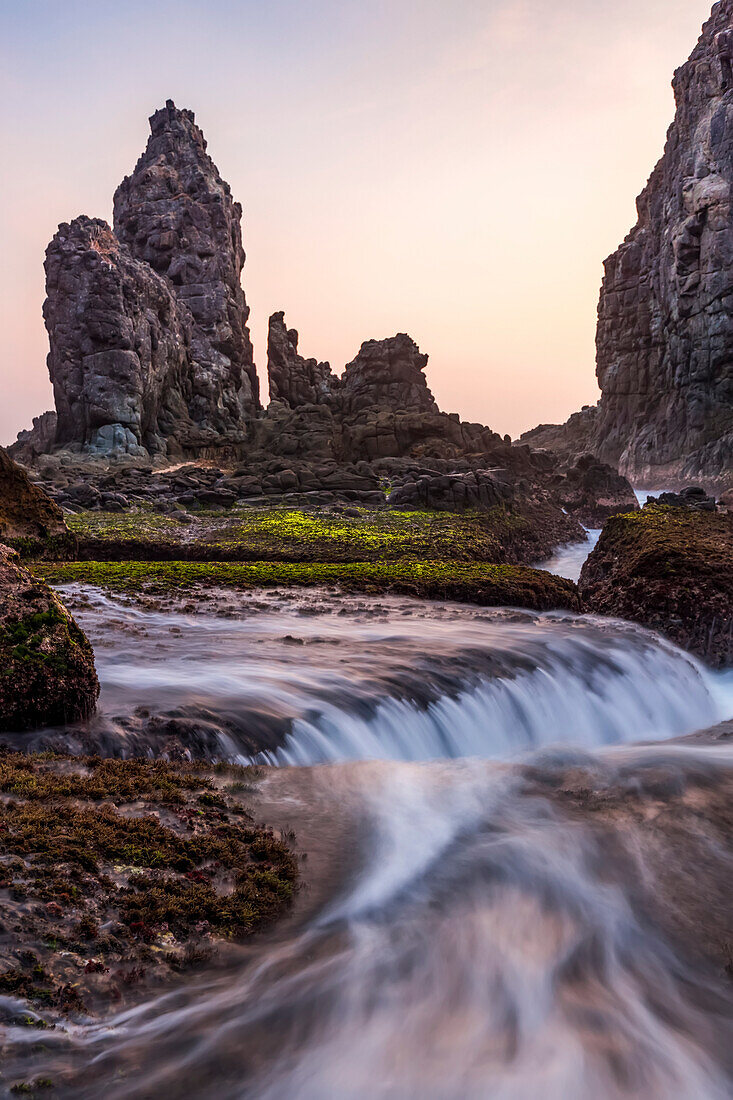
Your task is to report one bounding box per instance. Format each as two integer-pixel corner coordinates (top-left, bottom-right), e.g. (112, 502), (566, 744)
(523, 1), (733, 491)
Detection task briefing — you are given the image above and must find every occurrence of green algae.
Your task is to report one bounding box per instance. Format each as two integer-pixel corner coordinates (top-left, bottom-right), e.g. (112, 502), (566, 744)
(34, 559), (580, 611)
(64, 506), (527, 564)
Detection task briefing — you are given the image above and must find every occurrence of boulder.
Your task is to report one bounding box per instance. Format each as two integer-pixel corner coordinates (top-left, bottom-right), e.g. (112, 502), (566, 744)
(0, 544), (99, 731)
(0, 447), (67, 542)
(552, 454), (639, 527)
(579, 508), (733, 667)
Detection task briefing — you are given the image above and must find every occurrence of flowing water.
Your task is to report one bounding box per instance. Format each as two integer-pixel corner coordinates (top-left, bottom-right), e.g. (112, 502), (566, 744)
(2, 588), (732, 1098)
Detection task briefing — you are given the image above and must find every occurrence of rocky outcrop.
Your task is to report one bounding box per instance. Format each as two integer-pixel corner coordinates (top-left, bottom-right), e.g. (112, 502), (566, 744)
(522, 2), (733, 491)
(0, 544), (99, 731)
(114, 100), (259, 424)
(0, 447), (67, 542)
(267, 312), (334, 407)
(579, 507), (733, 667)
(550, 454), (639, 527)
(9, 412), (58, 465)
(339, 334), (438, 417)
(42, 101), (258, 459)
(44, 217), (194, 457)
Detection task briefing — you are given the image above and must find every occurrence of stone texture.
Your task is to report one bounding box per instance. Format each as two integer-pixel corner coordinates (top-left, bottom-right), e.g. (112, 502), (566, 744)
(523, 2), (733, 491)
(550, 454), (640, 527)
(114, 100), (259, 426)
(339, 333), (438, 417)
(44, 217), (194, 457)
(267, 311), (334, 407)
(0, 544), (99, 732)
(41, 101), (258, 459)
(579, 508), (733, 667)
(9, 412), (58, 465)
(0, 447), (67, 542)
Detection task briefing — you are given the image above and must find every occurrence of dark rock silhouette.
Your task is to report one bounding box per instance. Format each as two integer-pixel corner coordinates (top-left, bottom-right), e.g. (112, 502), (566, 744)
(523, 1), (733, 491)
(267, 312), (334, 407)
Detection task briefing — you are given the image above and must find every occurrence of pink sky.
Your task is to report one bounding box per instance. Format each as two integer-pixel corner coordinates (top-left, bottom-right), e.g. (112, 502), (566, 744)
(0, 0), (716, 446)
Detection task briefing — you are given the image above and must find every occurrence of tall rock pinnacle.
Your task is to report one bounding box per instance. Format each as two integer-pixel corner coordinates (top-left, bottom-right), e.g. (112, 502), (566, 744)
(113, 100), (260, 428)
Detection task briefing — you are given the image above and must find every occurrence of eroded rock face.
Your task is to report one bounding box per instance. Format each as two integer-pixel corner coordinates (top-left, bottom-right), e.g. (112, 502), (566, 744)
(339, 334), (438, 418)
(42, 101), (259, 459)
(579, 508), (733, 667)
(114, 100), (259, 425)
(44, 217), (193, 457)
(0, 447), (67, 542)
(522, 2), (733, 491)
(0, 544), (99, 732)
(267, 312), (334, 407)
(552, 454), (639, 527)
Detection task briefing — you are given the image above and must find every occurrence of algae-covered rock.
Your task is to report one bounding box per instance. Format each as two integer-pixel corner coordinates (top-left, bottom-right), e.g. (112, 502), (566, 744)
(0, 544), (99, 731)
(579, 508), (733, 667)
(0, 447), (66, 542)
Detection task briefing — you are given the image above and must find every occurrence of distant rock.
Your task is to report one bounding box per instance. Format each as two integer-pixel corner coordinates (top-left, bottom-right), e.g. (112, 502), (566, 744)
(9, 412), (57, 464)
(579, 507), (733, 667)
(0, 544), (99, 732)
(0, 447), (66, 542)
(114, 100), (259, 425)
(552, 454), (639, 527)
(522, 2), (733, 492)
(41, 100), (258, 460)
(267, 311), (334, 407)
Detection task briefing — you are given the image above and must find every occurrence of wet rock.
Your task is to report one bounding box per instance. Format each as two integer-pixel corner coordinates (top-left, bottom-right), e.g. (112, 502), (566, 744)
(388, 469), (512, 512)
(0, 447), (67, 542)
(651, 487), (718, 512)
(579, 508), (733, 667)
(0, 544), (99, 731)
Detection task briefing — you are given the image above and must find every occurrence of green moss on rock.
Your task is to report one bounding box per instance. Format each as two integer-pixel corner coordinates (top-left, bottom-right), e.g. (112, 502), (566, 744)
(0, 545), (99, 732)
(579, 507), (733, 666)
(35, 558), (580, 612)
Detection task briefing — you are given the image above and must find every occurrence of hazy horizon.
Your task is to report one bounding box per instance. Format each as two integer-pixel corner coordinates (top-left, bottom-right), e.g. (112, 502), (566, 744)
(0, 0), (715, 447)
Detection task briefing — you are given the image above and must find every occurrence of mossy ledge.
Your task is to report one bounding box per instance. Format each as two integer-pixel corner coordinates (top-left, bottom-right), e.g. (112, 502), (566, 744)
(579, 507), (733, 666)
(0, 752), (297, 1024)
(52, 505), (576, 566)
(34, 560), (580, 612)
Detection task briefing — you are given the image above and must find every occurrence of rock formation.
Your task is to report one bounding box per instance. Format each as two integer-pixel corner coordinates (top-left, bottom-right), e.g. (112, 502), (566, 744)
(0, 447), (67, 542)
(44, 217), (194, 457)
(42, 101), (258, 459)
(114, 100), (259, 426)
(0, 544), (99, 731)
(579, 507), (733, 667)
(523, 1), (733, 491)
(267, 312), (334, 407)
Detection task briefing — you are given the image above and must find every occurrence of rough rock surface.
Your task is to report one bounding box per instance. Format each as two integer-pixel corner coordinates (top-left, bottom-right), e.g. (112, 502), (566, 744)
(267, 312), (334, 407)
(0, 447), (67, 542)
(523, 2), (733, 491)
(550, 454), (640, 527)
(579, 507), (733, 667)
(42, 101), (258, 459)
(44, 217), (194, 457)
(114, 101), (259, 424)
(0, 544), (99, 731)
(9, 412), (58, 464)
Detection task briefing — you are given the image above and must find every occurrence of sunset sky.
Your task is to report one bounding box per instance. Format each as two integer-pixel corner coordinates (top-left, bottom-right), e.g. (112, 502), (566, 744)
(0, 0), (716, 446)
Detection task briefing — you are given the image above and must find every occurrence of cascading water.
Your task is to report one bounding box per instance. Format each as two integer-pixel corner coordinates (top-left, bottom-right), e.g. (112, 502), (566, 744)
(2, 587), (731, 1098)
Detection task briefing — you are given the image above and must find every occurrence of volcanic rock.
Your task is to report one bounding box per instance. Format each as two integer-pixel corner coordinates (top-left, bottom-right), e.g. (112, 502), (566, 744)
(579, 507), (733, 667)
(0, 544), (99, 732)
(552, 454), (639, 527)
(114, 100), (259, 424)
